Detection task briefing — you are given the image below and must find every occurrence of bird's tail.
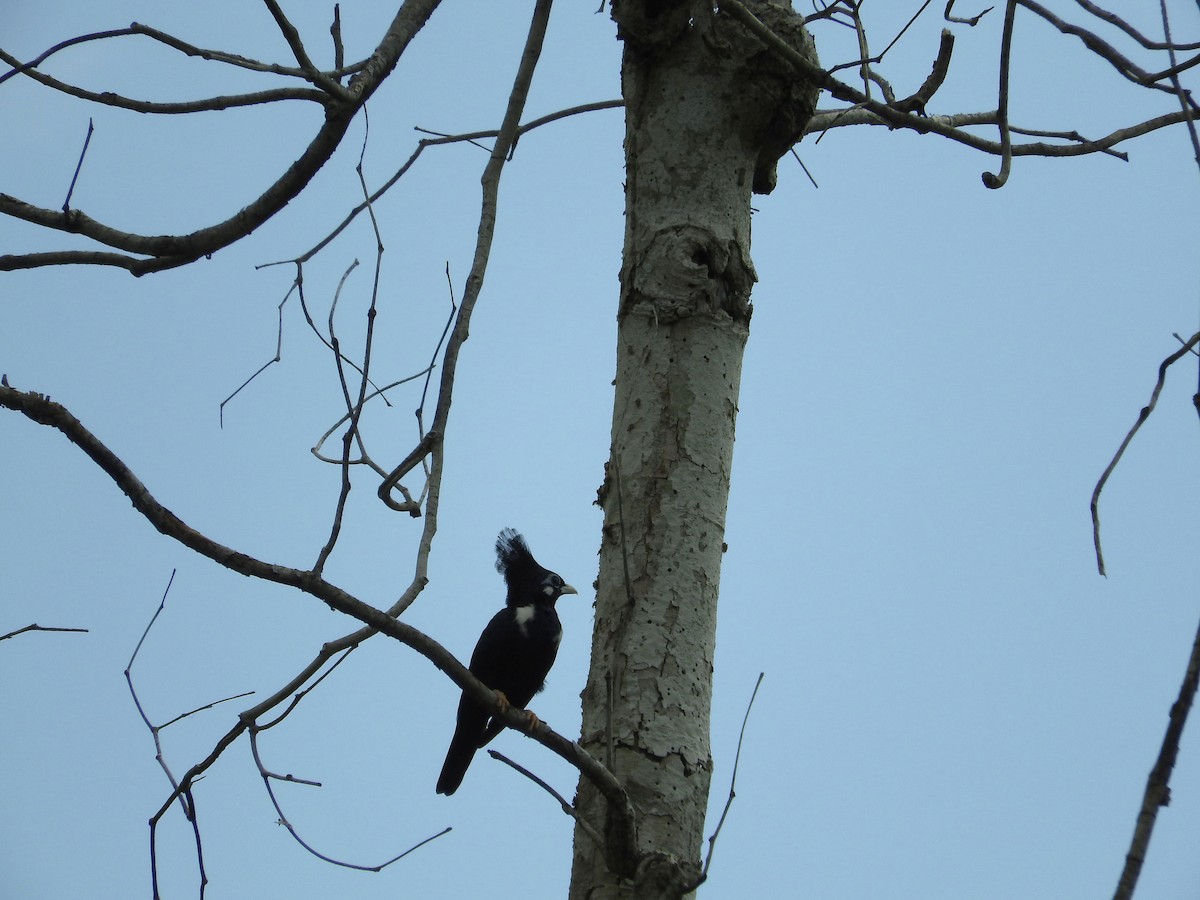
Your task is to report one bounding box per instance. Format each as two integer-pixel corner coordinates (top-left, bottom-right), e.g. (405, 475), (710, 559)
(436, 707), (488, 795)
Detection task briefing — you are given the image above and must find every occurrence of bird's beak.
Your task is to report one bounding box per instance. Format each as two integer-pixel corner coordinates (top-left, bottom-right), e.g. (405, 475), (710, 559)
(561, 583), (578, 596)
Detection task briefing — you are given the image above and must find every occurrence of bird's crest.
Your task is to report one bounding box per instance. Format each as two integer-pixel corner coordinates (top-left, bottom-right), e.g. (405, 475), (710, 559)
(496, 527), (572, 606)
(495, 527), (539, 585)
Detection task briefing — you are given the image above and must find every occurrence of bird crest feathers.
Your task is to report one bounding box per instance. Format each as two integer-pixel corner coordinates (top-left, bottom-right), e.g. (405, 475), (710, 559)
(495, 527), (537, 582)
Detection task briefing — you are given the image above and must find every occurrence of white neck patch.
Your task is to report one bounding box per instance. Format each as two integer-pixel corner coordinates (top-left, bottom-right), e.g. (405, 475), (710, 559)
(514, 604), (536, 637)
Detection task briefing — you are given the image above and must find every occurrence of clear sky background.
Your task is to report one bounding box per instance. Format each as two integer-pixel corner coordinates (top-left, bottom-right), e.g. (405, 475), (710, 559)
(3, 2), (1199, 898)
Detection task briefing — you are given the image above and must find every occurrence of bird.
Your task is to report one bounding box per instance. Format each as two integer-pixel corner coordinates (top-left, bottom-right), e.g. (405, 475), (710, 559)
(436, 528), (577, 796)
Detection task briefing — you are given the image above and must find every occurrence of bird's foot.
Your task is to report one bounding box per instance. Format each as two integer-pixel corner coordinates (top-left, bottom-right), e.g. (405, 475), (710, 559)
(522, 710), (541, 734)
(493, 690), (511, 714)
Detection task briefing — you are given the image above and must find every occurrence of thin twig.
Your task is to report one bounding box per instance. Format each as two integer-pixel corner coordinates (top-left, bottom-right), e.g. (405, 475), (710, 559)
(62, 118), (94, 211)
(314, 258), (364, 574)
(0, 381), (637, 848)
(1074, 0), (1200, 53)
(125, 571), (208, 899)
(0, 623), (89, 641)
(330, 5), (344, 79)
(219, 281), (292, 428)
(944, 0), (993, 26)
(260, 100), (622, 268)
(1090, 331), (1200, 576)
(0, 23), (368, 86)
(688, 672), (765, 890)
(260, 0), (351, 98)
(248, 725), (446, 871)
(1112, 614), (1200, 900)
(0, 0), (444, 274)
(1157, 0), (1200, 175)
(489, 750), (607, 850)
(982, 0), (1017, 188)
(310, 371), (431, 471)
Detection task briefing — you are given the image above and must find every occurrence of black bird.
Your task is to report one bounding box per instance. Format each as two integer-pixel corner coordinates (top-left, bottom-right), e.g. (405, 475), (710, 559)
(436, 528), (577, 796)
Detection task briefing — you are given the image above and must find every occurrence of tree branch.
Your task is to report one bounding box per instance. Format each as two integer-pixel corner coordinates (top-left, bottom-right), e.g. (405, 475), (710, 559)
(0, 46), (326, 111)
(0, 0), (445, 274)
(729, 0), (1195, 173)
(0, 623), (89, 641)
(0, 378), (638, 866)
(982, 0), (1017, 188)
(1089, 331), (1200, 576)
(1112, 611), (1200, 900)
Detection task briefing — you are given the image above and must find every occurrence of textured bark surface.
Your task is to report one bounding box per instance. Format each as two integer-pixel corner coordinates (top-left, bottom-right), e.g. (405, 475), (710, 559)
(569, 3), (818, 898)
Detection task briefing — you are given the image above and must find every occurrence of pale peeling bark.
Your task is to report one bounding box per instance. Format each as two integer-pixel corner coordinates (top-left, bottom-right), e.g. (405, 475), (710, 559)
(569, 3), (818, 898)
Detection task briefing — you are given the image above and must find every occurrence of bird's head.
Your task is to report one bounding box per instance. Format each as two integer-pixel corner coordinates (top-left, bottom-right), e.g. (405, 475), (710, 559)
(496, 527), (577, 606)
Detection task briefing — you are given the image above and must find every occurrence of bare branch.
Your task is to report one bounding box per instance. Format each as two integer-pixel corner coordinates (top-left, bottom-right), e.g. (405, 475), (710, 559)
(686, 672), (766, 892)
(1112, 613), (1200, 900)
(808, 104), (1195, 162)
(945, 1), (994, 26)
(219, 282), (292, 428)
(729, 0), (1194, 171)
(277, 100), (623, 267)
(1157, 0), (1200, 174)
(62, 118), (94, 211)
(1073, 0), (1200, 53)
(331, 5), (345, 77)
(0, 45), (326, 111)
(126, 570), (203, 896)
(894, 29), (955, 115)
(0, 0), (444, 274)
(261, 0), (351, 98)
(1090, 331), (1200, 576)
(489, 750), (607, 850)
(982, 0), (1018, 188)
(0, 23), (368, 87)
(1016, 0), (1198, 103)
(247, 724), (446, 871)
(0, 623), (89, 641)
(0, 380), (638, 854)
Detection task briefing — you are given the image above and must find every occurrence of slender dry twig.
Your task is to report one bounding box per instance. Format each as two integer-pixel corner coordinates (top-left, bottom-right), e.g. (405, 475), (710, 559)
(261, 100), (622, 269)
(2, 293), (637, 892)
(0, 623), (89, 640)
(312, 110), (390, 572)
(0, 0), (444, 274)
(62, 118), (94, 211)
(1, 0), (643, 871)
(350, 265), (455, 513)
(0, 23), (368, 86)
(260, 0), (352, 98)
(125, 570), (231, 899)
(376, 0), (556, 523)
(945, 0), (994, 26)
(219, 281), (292, 428)
(247, 724), (448, 872)
(331, 5), (345, 77)
(489, 749), (607, 850)
(1090, 331), (1200, 576)
(688, 672), (765, 891)
(1074, 0), (1200, 53)
(982, 0), (1018, 188)
(726, 0), (1193, 167)
(0, 48), (324, 112)
(310, 371), (431, 472)
(1157, 0), (1200, 173)
(1112, 613), (1200, 900)
(894, 29), (955, 115)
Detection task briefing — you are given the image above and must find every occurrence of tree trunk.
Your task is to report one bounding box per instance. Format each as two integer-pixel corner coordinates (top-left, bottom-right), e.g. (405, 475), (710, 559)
(569, 3), (818, 897)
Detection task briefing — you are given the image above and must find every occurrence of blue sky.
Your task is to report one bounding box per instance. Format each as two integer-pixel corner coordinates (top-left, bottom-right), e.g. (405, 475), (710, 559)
(3, 2), (1199, 898)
